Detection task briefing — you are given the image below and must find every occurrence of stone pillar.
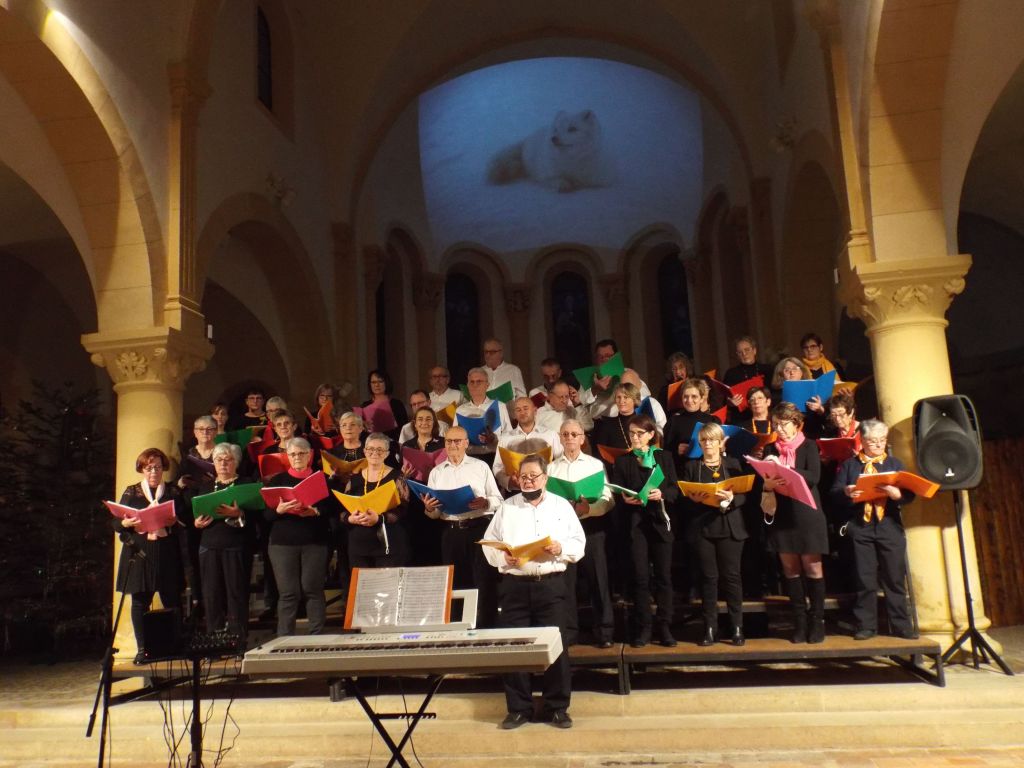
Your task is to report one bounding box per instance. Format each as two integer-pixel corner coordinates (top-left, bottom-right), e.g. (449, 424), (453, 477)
(748, 178), (784, 355)
(504, 284), (532, 374)
(331, 222), (358, 400)
(599, 273), (631, 361)
(841, 255), (993, 644)
(413, 272), (445, 377)
(362, 244), (387, 372)
(683, 251), (715, 372)
(83, 326), (214, 659)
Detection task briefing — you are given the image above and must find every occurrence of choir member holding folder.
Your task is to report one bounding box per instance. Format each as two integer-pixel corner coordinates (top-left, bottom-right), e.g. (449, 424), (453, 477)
(113, 448), (189, 664)
(401, 406), (445, 566)
(722, 336), (774, 420)
(679, 424), (748, 646)
(361, 370), (407, 443)
(304, 383), (338, 439)
(831, 419), (919, 641)
(801, 332), (846, 381)
(656, 352), (694, 417)
(341, 433), (408, 568)
(760, 403), (828, 644)
(612, 414), (680, 648)
(663, 378), (721, 474)
(192, 442), (257, 640)
(329, 412), (367, 462)
(263, 438), (334, 637)
(548, 419), (615, 648)
(771, 357), (825, 438)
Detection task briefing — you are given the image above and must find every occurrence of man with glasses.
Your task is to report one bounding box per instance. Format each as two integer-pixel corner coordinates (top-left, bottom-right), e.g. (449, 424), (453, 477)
(548, 420), (615, 648)
(536, 380), (592, 433)
(831, 419), (918, 641)
(482, 337), (526, 399)
(482, 454), (585, 730)
(423, 426), (503, 627)
(455, 367), (512, 465)
(492, 397), (562, 493)
(427, 366), (463, 411)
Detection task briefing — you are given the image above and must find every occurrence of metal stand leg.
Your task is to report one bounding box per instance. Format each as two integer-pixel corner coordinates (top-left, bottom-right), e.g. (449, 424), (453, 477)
(941, 490), (1013, 675)
(344, 675), (442, 768)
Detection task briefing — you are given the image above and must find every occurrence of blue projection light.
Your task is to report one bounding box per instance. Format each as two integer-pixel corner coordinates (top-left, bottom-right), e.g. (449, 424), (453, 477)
(418, 57), (702, 254)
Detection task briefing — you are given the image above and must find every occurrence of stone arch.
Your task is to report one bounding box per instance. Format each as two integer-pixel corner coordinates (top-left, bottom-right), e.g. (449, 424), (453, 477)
(195, 192), (331, 404)
(780, 160), (843, 356)
(0, 3), (163, 331)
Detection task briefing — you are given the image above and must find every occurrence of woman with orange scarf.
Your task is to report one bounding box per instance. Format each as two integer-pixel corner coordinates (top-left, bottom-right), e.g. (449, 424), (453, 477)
(800, 332), (845, 380)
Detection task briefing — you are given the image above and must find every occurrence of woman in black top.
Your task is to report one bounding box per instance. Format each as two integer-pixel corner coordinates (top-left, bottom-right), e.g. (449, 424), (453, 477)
(401, 407), (444, 566)
(361, 370), (408, 444)
(663, 378), (721, 475)
(679, 424), (748, 646)
(402, 406), (445, 455)
(612, 414), (680, 648)
(265, 437), (334, 636)
(193, 442), (256, 639)
(343, 433), (409, 568)
(760, 402), (828, 643)
(114, 447), (189, 664)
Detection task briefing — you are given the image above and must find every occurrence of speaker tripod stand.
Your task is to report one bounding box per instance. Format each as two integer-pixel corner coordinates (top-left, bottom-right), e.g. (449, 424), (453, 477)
(941, 490), (1013, 675)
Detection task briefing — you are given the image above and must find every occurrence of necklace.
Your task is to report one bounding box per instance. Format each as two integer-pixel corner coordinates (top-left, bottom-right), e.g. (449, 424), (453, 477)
(365, 466), (387, 494)
(702, 460), (722, 480)
(617, 414), (631, 447)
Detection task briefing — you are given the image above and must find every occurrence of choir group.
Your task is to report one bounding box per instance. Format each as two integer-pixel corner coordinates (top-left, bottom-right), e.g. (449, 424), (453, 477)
(110, 334), (920, 679)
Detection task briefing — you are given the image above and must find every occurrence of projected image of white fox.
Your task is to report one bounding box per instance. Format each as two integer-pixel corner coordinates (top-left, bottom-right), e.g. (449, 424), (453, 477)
(486, 110), (614, 192)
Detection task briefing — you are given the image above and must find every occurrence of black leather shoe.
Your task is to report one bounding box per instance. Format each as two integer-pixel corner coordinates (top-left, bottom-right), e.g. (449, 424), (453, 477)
(548, 710), (573, 729)
(893, 628), (920, 640)
(854, 628), (877, 641)
(596, 640), (613, 649)
(500, 711), (531, 730)
(133, 651), (147, 665)
(808, 619), (826, 644)
(659, 626), (677, 647)
(731, 627), (745, 646)
(698, 626), (718, 647)
(631, 630), (651, 648)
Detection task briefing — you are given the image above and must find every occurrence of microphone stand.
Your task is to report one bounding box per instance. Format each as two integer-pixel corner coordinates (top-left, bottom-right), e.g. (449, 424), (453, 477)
(86, 534), (146, 767)
(941, 490), (1013, 675)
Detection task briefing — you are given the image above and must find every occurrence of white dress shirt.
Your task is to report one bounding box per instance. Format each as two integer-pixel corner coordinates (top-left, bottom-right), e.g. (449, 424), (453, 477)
(536, 403), (594, 434)
(491, 423), (564, 490)
(455, 398), (512, 456)
(430, 387), (464, 411)
(425, 455), (504, 521)
(485, 360), (527, 399)
(481, 491), (586, 576)
(547, 451), (614, 519)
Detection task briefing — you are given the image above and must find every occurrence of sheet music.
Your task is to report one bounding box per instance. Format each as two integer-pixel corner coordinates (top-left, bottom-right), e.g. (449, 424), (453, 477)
(349, 568), (401, 627)
(346, 565), (454, 629)
(397, 566), (451, 626)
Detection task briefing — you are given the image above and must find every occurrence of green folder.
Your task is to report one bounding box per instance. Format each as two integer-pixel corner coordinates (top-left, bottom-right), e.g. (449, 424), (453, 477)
(546, 471), (607, 503)
(459, 380), (516, 404)
(191, 482), (265, 519)
(214, 427), (253, 446)
(573, 352), (626, 391)
(606, 464), (665, 506)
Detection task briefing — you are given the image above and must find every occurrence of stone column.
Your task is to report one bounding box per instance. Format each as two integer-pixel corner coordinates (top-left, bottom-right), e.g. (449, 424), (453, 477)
(83, 326), (213, 658)
(504, 284), (532, 374)
(748, 178), (784, 354)
(331, 222), (358, 400)
(413, 272), (445, 377)
(362, 244), (387, 372)
(841, 255), (993, 644)
(599, 274), (631, 361)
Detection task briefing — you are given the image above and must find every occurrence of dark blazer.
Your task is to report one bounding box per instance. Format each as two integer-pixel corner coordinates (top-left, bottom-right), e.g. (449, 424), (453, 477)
(679, 456), (749, 541)
(830, 453), (915, 525)
(761, 438), (823, 513)
(612, 448), (679, 541)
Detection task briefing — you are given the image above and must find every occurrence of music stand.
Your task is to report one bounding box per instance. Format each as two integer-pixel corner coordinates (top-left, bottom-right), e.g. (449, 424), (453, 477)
(940, 490), (1013, 675)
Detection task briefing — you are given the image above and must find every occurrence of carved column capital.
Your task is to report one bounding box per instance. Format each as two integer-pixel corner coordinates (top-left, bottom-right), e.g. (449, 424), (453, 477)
(504, 284), (531, 315)
(82, 327), (214, 391)
(414, 272), (445, 311)
(841, 256), (972, 332)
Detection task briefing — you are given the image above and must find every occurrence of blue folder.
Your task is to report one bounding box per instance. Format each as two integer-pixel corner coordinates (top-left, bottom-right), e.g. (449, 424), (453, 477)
(405, 479), (477, 516)
(781, 371), (836, 412)
(458, 400), (501, 445)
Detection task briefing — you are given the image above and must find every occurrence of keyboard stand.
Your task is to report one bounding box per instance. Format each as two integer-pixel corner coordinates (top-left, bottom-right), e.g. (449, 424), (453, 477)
(343, 674), (444, 768)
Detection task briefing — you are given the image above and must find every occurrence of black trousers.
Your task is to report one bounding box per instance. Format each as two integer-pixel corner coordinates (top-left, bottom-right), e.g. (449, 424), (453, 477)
(850, 517), (913, 634)
(564, 520), (614, 644)
(268, 543), (328, 636)
(440, 517), (498, 628)
(199, 546), (248, 637)
(499, 573), (571, 715)
(631, 520), (673, 633)
(696, 534), (745, 628)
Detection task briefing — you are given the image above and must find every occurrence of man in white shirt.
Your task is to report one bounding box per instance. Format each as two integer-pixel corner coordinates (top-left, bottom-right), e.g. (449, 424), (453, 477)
(492, 397), (562, 492)
(537, 380), (594, 434)
(427, 366), (464, 411)
(482, 454), (585, 730)
(578, 339), (652, 422)
(547, 419), (615, 648)
(423, 426), (504, 627)
(455, 367), (511, 462)
(398, 389), (448, 444)
(482, 338), (526, 398)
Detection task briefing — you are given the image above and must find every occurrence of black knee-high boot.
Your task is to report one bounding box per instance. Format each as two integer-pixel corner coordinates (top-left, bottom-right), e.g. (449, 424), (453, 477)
(785, 576), (807, 644)
(806, 577), (826, 644)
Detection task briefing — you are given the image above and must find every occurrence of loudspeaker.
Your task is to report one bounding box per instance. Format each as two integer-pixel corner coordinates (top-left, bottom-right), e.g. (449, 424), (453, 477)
(912, 395), (983, 490)
(142, 608), (182, 660)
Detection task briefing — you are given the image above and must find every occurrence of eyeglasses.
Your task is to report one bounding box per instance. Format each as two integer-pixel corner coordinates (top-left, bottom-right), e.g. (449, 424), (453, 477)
(802, 343), (821, 351)
(445, 438), (467, 445)
(519, 473), (545, 483)
(287, 451), (310, 458)
(771, 421), (794, 430)
(195, 427), (216, 433)
(141, 465), (162, 473)
(628, 430), (651, 437)
(560, 431), (584, 438)
(862, 437), (887, 445)
(364, 447), (388, 455)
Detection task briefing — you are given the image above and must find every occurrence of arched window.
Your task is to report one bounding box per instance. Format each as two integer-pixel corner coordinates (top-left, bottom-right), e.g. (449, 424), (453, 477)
(657, 250), (693, 359)
(256, 8), (273, 111)
(549, 271), (592, 372)
(444, 272), (480, 385)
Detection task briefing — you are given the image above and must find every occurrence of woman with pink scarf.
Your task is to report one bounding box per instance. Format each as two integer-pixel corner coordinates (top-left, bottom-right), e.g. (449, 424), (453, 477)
(760, 402), (828, 644)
